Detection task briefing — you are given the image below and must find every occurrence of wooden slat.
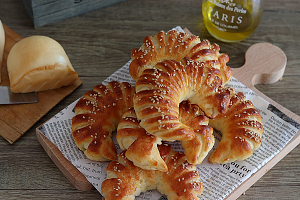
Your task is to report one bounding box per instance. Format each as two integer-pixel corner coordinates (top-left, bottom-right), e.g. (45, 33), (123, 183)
(36, 128), (94, 191)
(21, 0), (130, 28)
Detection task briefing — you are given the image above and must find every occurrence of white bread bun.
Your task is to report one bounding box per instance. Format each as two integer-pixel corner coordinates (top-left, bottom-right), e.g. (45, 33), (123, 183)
(0, 21), (5, 80)
(7, 35), (78, 93)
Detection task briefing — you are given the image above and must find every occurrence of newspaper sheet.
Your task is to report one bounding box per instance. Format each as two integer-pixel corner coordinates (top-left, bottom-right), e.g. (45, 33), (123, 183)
(38, 26), (300, 200)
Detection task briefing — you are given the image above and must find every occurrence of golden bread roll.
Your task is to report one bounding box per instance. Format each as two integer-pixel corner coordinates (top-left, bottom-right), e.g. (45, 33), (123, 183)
(129, 30), (232, 84)
(117, 107), (166, 171)
(72, 81), (135, 161)
(208, 89), (263, 163)
(133, 58), (231, 141)
(0, 20), (4, 82)
(117, 107), (167, 171)
(7, 35), (78, 93)
(101, 143), (203, 200)
(117, 101), (214, 171)
(157, 143), (203, 199)
(179, 101), (215, 165)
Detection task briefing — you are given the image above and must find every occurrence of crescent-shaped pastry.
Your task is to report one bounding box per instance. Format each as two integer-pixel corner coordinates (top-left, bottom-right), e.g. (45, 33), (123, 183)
(117, 101), (214, 171)
(116, 107), (166, 171)
(208, 90), (263, 163)
(133, 58), (231, 141)
(129, 30), (232, 84)
(101, 143), (203, 200)
(72, 81), (135, 161)
(179, 101), (215, 165)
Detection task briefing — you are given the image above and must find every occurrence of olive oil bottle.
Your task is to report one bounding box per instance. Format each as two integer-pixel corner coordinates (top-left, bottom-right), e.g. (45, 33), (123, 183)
(202, 0), (264, 43)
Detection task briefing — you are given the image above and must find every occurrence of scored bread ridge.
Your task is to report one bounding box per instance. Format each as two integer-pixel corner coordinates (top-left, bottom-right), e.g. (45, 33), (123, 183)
(129, 29), (232, 85)
(133, 57), (231, 141)
(101, 143), (203, 200)
(208, 89), (263, 164)
(179, 101), (215, 165)
(72, 81), (135, 161)
(117, 101), (215, 172)
(117, 107), (166, 171)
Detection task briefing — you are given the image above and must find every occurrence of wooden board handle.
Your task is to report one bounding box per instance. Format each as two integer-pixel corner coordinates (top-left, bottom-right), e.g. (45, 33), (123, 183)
(183, 28), (287, 88)
(232, 43), (287, 88)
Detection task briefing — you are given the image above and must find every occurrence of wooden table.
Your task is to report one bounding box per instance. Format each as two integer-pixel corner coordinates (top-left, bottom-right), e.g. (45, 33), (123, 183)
(1, 0), (300, 199)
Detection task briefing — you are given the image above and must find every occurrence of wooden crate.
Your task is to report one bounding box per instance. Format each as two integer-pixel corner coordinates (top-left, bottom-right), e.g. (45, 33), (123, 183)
(22, 0), (129, 28)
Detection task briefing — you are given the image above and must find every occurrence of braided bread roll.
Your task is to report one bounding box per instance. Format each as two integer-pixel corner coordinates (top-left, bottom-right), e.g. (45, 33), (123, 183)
(117, 107), (167, 171)
(101, 150), (158, 200)
(179, 101), (215, 165)
(117, 101), (214, 171)
(133, 58), (231, 141)
(72, 81), (135, 161)
(208, 89), (263, 164)
(129, 30), (232, 84)
(157, 143), (203, 199)
(101, 143), (203, 200)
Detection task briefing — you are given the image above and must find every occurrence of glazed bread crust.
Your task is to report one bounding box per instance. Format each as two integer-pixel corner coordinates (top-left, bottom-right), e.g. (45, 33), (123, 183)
(117, 107), (166, 172)
(208, 90), (263, 164)
(72, 81), (135, 161)
(101, 143), (203, 200)
(129, 30), (232, 84)
(133, 58), (231, 141)
(117, 101), (214, 171)
(179, 101), (215, 165)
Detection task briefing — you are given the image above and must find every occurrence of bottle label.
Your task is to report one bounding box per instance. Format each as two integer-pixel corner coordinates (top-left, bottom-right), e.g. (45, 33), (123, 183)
(207, 0), (251, 33)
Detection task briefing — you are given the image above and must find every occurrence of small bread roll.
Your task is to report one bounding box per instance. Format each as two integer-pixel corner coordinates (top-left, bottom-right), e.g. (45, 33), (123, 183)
(0, 20), (5, 83)
(7, 35), (78, 93)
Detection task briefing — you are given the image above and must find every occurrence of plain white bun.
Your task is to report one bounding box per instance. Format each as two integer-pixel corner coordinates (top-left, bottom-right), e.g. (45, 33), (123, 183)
(0, 21), (5, 74)
(7, 35), (78, 93)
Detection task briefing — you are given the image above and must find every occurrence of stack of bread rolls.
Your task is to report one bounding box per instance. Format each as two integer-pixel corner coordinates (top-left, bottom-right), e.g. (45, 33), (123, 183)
(71, 30), (263, 200)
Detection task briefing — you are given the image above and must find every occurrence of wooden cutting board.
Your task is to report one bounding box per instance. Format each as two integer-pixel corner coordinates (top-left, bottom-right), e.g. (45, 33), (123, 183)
(36, 29), (300, 199)
(0, 24), (83, 144)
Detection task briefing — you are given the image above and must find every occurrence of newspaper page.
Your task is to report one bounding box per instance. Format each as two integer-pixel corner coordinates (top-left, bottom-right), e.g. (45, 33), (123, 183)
(38, 26), (300, 200)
